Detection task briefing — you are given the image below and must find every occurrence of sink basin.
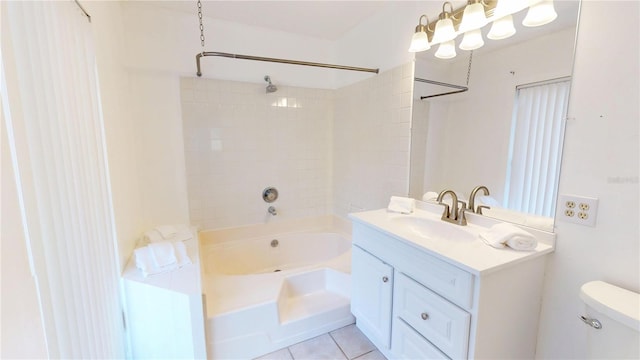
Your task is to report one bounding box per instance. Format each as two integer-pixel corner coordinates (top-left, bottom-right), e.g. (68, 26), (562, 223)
(389, 215), (477, 242)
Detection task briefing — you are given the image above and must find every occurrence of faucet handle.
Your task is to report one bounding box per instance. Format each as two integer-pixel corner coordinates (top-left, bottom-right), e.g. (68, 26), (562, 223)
(457, 206), (468, 226)
(438, 202), (450, 220)
(477, 205), (490, 215)
(457, 200), (467, 210)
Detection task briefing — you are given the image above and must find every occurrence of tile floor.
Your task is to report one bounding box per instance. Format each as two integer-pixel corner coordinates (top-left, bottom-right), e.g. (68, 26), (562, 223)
(254, 324), (387, 360)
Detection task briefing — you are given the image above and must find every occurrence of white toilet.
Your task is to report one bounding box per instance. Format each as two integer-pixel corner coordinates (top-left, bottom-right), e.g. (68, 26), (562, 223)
(580, 281), (640, 359)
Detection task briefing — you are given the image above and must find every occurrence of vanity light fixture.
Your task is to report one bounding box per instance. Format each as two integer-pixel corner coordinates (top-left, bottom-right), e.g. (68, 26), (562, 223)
(487, 13), (516, 40)
(435, 39), (457, 59)
(408, 15), (431, 52)
(459, 0), (488, 33)
(431, 2), (457, 45)
(523, 0), (558, 27)
(408, 0), (558, 59)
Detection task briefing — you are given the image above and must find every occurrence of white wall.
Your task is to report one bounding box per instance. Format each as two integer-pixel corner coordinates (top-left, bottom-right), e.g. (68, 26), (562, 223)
(119, 1), (420, 228)
(119, 2), (344, 232)
(333, 63), (414, 217)
(84, 1), (145, 271)
(181, 78), (333, 229)
(334, 2), (418, 88)
(535, 1), (640, 358)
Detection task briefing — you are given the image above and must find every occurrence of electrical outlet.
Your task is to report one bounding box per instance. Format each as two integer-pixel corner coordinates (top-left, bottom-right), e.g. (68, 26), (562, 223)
(558, 194), (598, 227)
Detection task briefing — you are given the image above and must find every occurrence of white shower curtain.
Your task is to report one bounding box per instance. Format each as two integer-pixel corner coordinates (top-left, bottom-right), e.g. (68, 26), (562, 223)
(2, 1), (124, 358)
(504, 79), (571, 217)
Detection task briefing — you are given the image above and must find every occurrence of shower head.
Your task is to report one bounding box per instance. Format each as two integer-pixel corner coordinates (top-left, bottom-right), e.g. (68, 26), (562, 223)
(264, 75), (277, 93)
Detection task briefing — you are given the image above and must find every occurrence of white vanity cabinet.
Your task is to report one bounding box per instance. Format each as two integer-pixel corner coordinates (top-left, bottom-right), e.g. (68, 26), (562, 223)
(351, 246), (394, 348)
(350, 213), (553, 360)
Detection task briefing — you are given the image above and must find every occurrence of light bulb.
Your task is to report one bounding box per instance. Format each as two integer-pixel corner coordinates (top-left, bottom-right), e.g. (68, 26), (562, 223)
(523, 0), (557, 27)
(487, 14), (516, 40)
(408, 31), (430, 52)
(460, 29), (484, 50)
(459, 2), (487, 33)
(435, 40), (457, 59)
(432, 17), (456, 44)
(494, 0), (530, 17)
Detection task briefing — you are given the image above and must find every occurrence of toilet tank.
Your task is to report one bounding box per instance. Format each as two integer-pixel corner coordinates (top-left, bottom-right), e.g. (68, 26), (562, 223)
(580, 281), (640, 359)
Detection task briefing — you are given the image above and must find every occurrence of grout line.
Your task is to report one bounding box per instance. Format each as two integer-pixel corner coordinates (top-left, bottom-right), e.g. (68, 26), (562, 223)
(286, 346), (295, 360)
(328, 331), (350, 360)
(352, 349), (376, 360)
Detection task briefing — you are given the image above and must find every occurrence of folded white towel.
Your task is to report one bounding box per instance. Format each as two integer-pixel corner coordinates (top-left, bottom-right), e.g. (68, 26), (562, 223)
(388, 196), (415, 214)
(146, 225), (193, 243)
(143, 229), (164, 243)
(148, 241), (177, 268)
(170, 227), (193, 242)
(422, 191), (439, 202)
(479, 223), (538, 251)
(173, 241), (192, 267)
(155, 225), (178, 238)
(134, 246), (178, 277)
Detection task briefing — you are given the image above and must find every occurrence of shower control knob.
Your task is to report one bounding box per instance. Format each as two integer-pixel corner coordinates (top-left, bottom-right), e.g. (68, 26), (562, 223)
(262, 187), (278, 203)
(382, 276), (389, 283)
(421, 313), (429, 320)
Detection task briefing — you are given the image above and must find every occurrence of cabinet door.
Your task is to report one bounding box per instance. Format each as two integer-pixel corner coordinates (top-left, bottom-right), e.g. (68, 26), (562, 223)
(351, 245), (393, 349)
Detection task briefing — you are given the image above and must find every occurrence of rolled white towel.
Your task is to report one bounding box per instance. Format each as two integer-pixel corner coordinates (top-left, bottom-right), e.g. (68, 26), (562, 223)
(422, 191), (439, 202)
(148, 241), (177, 267)
(387, 196), (415, 214)
(479, 223), (538, 251)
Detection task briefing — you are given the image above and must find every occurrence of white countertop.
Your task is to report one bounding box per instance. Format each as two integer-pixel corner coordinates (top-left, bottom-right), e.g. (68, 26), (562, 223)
(349, 206), (555, 276)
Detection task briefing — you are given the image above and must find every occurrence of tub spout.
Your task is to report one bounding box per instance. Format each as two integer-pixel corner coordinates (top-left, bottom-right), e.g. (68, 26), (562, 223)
(268, 206), (277, 216)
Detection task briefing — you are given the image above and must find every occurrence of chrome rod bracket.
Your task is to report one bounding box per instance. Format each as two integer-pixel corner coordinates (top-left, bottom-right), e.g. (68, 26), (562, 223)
(579, 315), (602, 329)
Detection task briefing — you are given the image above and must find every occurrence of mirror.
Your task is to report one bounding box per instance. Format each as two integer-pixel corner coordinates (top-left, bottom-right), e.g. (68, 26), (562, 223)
(409, 1), (581, 231)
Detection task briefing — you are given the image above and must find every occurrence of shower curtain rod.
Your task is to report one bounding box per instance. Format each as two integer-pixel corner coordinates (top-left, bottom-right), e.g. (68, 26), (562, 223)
(414, 77), (468, 99)
(74, 0), (91, 22)
(196, 51), (379, 77)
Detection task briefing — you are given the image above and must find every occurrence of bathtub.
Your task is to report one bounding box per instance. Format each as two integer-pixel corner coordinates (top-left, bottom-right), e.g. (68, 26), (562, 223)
(199, 216), (354, 359)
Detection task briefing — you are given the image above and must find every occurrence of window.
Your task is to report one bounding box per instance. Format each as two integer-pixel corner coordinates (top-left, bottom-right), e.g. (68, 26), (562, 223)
(504, 78), (571, 217)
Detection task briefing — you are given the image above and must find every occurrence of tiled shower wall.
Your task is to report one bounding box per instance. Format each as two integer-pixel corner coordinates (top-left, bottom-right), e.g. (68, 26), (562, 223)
(180, 63), (413, 230)
(180, 78), (333, 230)
(332, 63), (414, 218)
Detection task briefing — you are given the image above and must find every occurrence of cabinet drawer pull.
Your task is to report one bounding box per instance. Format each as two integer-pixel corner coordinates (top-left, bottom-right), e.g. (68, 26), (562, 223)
(421, 312), (429, 320)
(382, 276), (389, 283)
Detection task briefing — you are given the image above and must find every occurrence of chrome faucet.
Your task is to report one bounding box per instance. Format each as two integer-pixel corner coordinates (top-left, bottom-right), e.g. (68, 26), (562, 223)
(436, 190), (467, 226)
(469, 185), (490, 214)
(268, 206), (277, 216)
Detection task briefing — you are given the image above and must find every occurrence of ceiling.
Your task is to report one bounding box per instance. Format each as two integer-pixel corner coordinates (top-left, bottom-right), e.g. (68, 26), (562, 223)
(146, 0), (579, 52)
(147, 0), (460, 41)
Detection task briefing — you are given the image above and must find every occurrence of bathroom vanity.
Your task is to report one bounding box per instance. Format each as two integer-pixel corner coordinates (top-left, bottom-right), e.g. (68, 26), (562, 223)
(349, 205), (555, 359)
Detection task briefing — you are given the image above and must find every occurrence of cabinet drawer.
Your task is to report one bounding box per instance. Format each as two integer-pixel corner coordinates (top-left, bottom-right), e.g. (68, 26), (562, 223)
(392, 318), (450, 359)
(393, 273), (470, 359)
(353, 223), (474, 309)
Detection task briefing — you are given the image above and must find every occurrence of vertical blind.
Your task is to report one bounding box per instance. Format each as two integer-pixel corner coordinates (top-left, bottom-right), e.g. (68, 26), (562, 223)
(504, 79), (571, 217)
(3, 1), (124, 358)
